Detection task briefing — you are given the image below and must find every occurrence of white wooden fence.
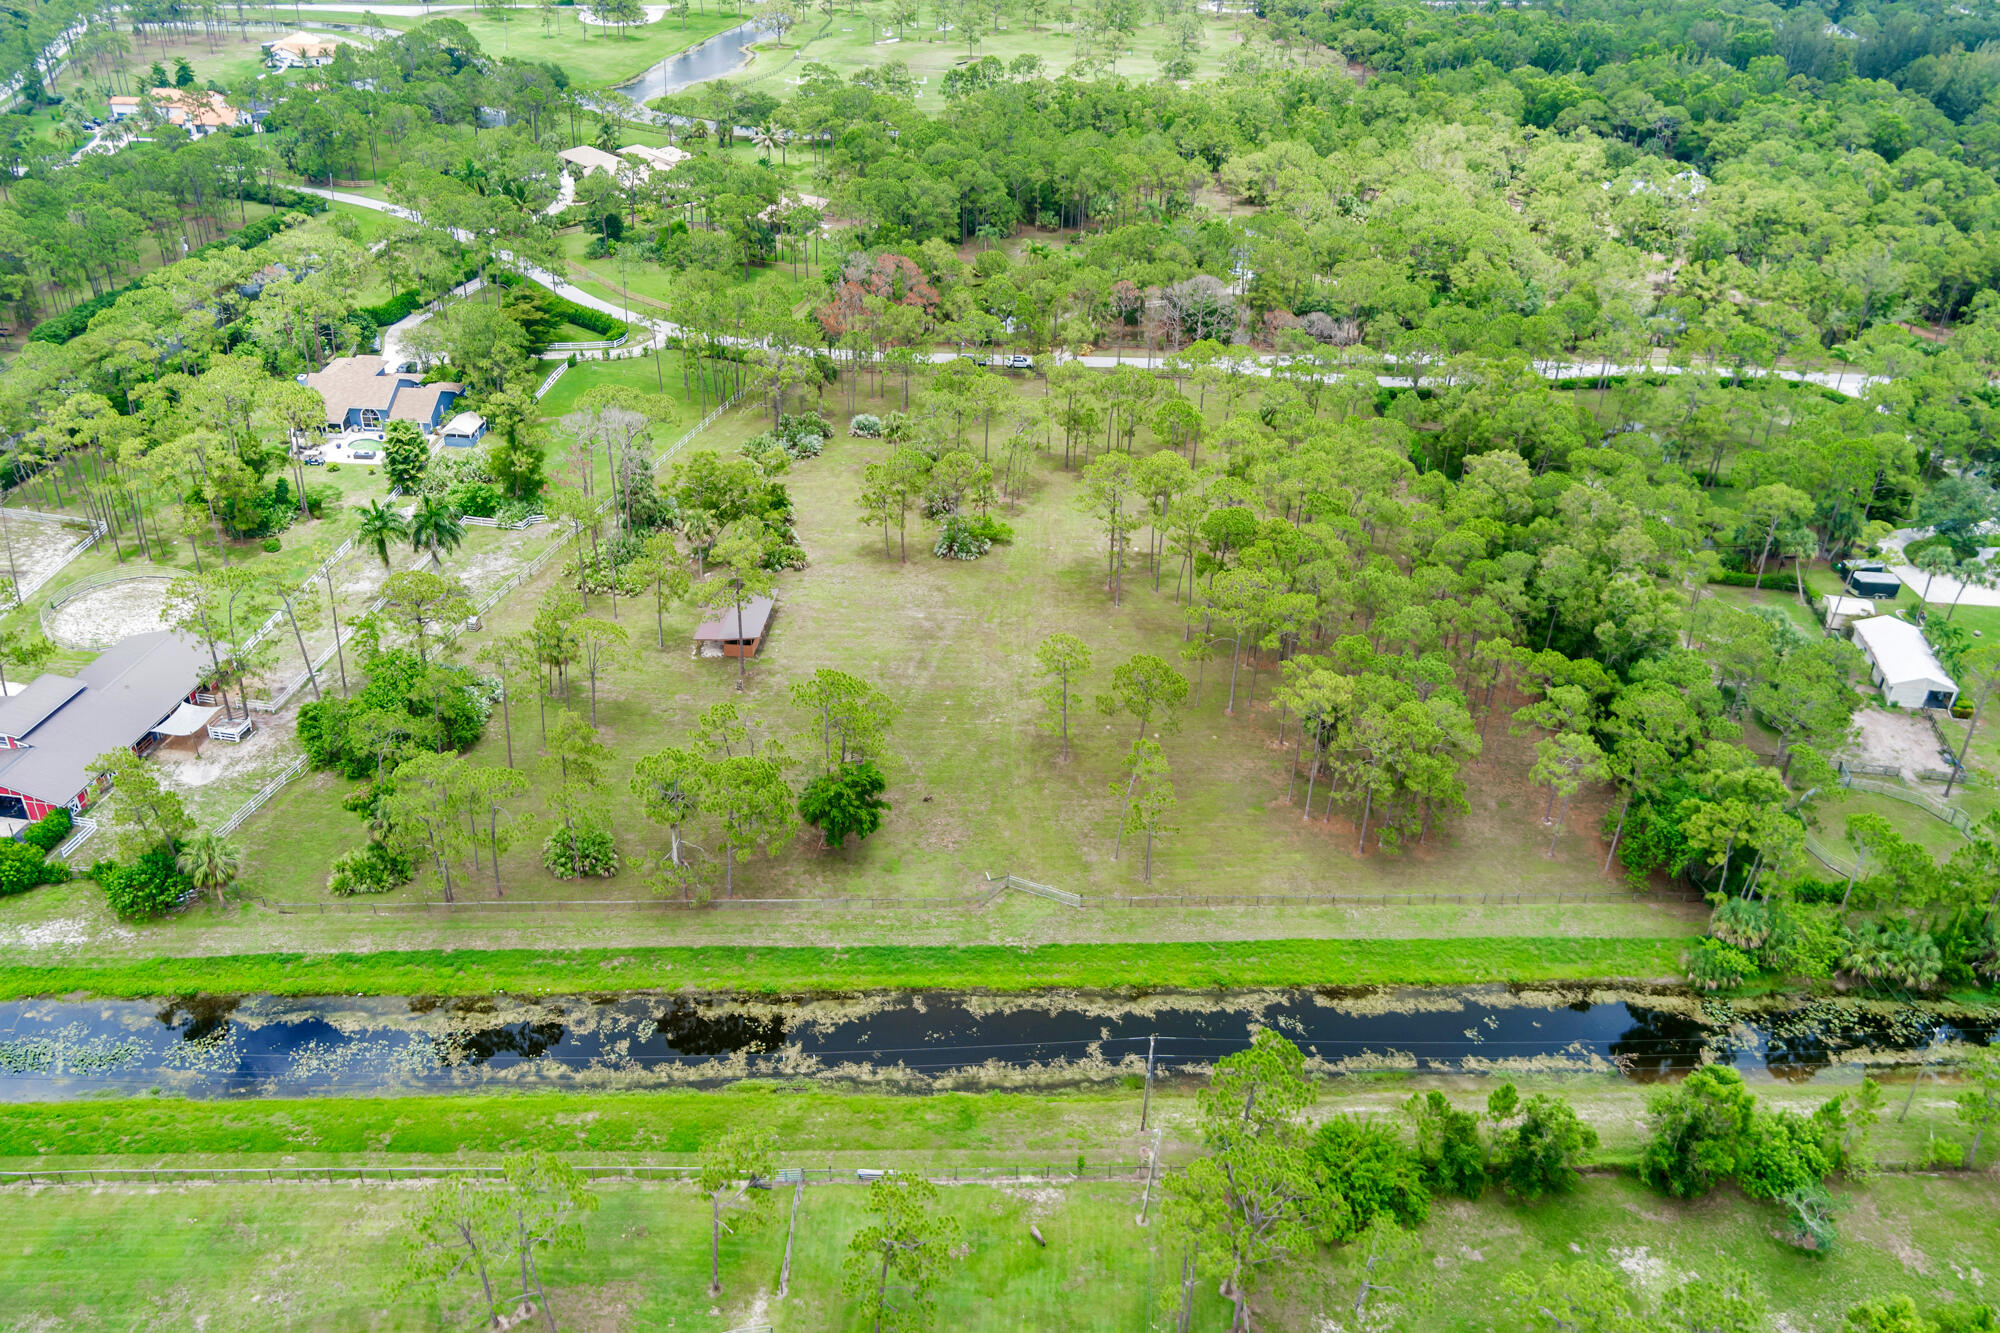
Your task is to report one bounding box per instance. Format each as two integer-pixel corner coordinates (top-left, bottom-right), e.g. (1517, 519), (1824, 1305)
(534, 362), (570, 400)
(14, 518), (106, 603)
(212, 756), (308, 838)
(462, 513), (546, 530)
(547, 333), (629, 352)
(53, 815), (98, 861)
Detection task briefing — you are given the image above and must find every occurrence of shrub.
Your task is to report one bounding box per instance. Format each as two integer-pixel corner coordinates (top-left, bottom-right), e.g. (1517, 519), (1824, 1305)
(934, 514), (993, 560)
(1404, 1090), (1487, 1198)
(261, 537), (282, 553)
(327, 463), (342, 473)
(298, 650), (492, 778)
(1637, 1065), (1756, 1198)
(446, 480), (503, 518)
(1685, 937), (1754, 991)
(327, 842), (412, 896)
(1737, 1108), (1835, 1201)
(18, 807), (72, 853)
(798, 761), (891, 849)
(1709, 895), (1771, 949)
(1489, 1092), (1597, 1202)
(850, 413), (883, 437)
(93, 847), (192, 920)
(543, 821), (618, 878)
(1844, 919), (1944, 991)
(0, 839), (67, 895)
(1307, 1116), (1430, 1240)
(1788, 878), (1846, 905)
(1760, 903), (1845, 978)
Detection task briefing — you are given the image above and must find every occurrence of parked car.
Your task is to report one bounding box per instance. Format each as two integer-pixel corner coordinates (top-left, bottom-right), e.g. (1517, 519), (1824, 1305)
(302, 453), (325, 466)
(1005, 354), (1033, 370)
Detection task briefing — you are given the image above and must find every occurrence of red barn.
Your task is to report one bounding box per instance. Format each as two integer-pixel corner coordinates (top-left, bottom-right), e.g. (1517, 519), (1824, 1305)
(0, 631), (212, 822)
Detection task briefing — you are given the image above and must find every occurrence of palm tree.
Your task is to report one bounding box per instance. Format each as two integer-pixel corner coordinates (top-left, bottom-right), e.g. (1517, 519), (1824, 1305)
(409, 495), (465, 567)
(357, 500), (409, 568)
(176, 832), (242, 908)
(752, 124), (777, 159)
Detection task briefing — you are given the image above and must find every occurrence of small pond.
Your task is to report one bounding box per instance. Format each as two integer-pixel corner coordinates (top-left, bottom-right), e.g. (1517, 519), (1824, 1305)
(616, 23), (766, 104)
(1, 986), (1991, 1100)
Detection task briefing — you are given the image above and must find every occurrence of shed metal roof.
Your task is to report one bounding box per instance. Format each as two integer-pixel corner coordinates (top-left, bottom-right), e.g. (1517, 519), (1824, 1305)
(1850, 615), (1956, 691)
(694, 595), (774, 643)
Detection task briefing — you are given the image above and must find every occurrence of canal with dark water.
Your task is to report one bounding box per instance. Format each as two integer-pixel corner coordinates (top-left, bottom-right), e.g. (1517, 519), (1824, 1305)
(2, 987), (1992, 1100)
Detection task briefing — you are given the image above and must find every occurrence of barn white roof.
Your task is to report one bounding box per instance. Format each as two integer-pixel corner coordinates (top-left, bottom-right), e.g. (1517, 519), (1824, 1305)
(1850, 615), (1956, 690)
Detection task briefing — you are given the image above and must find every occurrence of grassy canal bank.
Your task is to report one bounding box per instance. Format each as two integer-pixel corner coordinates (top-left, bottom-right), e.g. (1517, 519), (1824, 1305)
(0, 936), (1688, 999)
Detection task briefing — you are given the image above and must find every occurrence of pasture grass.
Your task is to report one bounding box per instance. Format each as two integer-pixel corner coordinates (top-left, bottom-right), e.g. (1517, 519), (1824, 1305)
(1, 1160), (1991, 1331)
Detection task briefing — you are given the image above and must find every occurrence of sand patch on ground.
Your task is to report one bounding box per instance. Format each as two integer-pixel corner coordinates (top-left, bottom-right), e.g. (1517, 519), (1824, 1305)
(0, 916), (134, 948)
(1, 516), (92, 594)
(1844, 707), (1946, 777)
(154, 715), (290, 788)
(44, 577), (172, 649)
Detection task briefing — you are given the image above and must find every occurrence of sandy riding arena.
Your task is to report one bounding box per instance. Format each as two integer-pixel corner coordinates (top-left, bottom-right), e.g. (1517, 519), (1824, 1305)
(44, 576), (173, 650)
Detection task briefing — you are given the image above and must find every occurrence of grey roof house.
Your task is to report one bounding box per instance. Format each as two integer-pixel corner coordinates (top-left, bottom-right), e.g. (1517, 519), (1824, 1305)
(0, 631), (211, 821)
(300, 356), (465, 433)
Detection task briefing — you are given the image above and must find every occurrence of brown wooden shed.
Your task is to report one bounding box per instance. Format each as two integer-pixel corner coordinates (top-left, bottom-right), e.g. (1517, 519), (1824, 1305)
(694, 596), (775, 659)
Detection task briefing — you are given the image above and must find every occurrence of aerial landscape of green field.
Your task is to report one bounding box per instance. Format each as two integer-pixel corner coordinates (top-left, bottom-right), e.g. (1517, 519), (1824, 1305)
(0, 0), (1998, 1327)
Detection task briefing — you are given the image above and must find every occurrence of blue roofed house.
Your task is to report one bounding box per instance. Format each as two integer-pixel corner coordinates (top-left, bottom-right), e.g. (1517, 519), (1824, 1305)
(300, 356), (464, 435)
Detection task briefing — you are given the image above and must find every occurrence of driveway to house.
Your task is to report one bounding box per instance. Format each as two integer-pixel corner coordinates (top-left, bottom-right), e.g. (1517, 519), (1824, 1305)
(299, 185), (1885, 400)
(379, 277), (484, 368)
(1876, 526), (2000, 607)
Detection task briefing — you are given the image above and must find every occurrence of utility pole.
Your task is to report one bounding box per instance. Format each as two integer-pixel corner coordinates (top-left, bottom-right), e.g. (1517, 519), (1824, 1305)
(1140, 1033), (1156, 1131)
(1900, 1028), (1943, 1123)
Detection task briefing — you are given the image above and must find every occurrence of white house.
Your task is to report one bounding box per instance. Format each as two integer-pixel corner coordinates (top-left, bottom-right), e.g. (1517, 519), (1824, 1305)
(558, 145), (630, 179)
(620, 143), (689, 172)
(264, 32), (340, 69)
(1849, 615), (1959, 710)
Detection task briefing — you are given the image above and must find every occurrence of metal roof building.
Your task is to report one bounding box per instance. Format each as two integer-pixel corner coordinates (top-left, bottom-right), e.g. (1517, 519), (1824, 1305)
(1849, 615), (1958, 711)
(693, 596), (775, 660)
(0, 631), (211, 821)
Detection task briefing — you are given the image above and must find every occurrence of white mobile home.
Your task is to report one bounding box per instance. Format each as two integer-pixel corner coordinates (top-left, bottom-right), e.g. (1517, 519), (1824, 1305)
(1849, 615), (1958, 710)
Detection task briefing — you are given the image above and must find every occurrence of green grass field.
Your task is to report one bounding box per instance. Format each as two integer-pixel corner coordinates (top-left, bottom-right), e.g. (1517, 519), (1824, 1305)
(723, 8), (1258, 101)
(2, 1166), (1991, 1330)
(2, 1076), (1980, 1170)
(217, 378), (1663, 910)
(0, 934), (1692, 999)
(236, 4), (746, 88)
(4, 1076), (1995, 1331)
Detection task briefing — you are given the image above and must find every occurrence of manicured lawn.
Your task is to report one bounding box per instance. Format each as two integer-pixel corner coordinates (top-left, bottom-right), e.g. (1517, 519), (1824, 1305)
(557, 230), (816, 315)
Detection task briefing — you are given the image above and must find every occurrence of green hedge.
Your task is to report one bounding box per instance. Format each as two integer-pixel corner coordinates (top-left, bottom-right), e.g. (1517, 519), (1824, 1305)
(17, 807), (71, 854)
(356, 288), (424, 327)
(1708, 569), (1798, 588)
(29, 192), (327, 345)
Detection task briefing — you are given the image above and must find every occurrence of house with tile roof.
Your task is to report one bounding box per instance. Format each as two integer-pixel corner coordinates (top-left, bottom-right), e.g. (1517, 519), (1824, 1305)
(106, 88), (248, 138)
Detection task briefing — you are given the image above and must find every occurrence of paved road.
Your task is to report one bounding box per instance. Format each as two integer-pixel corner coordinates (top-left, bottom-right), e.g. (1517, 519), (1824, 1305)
(301, 186), (1883, 400)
